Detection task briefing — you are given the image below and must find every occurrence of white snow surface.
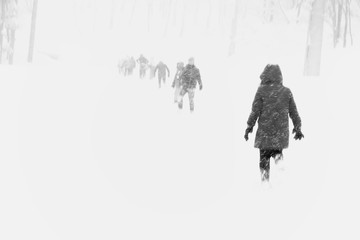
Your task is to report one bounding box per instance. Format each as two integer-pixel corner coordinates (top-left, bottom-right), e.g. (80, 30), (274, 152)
(1, 0), (360, 239)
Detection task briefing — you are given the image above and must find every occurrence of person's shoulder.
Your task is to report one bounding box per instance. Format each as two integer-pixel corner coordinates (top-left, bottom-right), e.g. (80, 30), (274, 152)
(281, 86), (295, 98)
(282, 86), (292, 93)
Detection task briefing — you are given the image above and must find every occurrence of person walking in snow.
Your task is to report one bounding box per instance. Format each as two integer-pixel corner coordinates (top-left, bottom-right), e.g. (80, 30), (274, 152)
(178, 57), (203, 112)
(148, 58), (156, 79)
(172, 62), (184, 103)
(154, 61), (170, 88)
(244, 64), (304, 182)
(126, 56), (136, 76)
(137, 54), (149, 78)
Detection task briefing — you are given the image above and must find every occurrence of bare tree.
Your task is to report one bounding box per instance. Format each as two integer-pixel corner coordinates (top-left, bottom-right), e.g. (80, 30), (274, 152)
(304, 0), (327, 76)
(180, 0), (186, 37)
(130, 0), (137, 25)
(342, 0), (352, 47)
(163, 0), (173, 37)
(28, 0), (38, 62)
(229, 0), (240, 56)
(335, 0), (343, 46)
(329, 0), (353, 47)
(0, 0), (18, 64)
(207, 0), (212, 30)
(0, 0), (5, 63)
(109, 0), (116, 29)
(147, 0), (154, 32)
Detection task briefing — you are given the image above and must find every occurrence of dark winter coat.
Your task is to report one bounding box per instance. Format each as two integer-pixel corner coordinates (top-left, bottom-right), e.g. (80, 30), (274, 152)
(247, 64), (302, 149)
(180, 64), (202, 90)
(154, 62), (170, 78)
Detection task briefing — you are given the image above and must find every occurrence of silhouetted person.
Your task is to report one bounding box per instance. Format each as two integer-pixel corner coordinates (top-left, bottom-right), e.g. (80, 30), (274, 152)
(148, 58), (156, 79)
(126, 56), (136, 76)
(154, 61), (170, 88)
(178, 57), (203, 112)
(245, 64), (304, 183)
(172, 62), (184, 103)
(137, 54), (149, 78)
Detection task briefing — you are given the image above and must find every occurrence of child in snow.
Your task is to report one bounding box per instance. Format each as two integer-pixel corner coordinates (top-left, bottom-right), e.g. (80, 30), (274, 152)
(172, 62), (184, 103)
(244, 64), (304, 182)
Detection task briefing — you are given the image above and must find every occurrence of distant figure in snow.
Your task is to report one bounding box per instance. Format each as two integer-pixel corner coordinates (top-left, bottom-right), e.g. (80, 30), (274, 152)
(148, 58), (156, 79)
(117, 58), (127, 76)
(172, 62), (184, 103)
(118, 56), (136, 76)
(178, 57), (203, 112)
(126, 56), (136, 76)
(245, 64), (304, 183)
(137, 54), (149, 78)
(154, 61), (170, 88)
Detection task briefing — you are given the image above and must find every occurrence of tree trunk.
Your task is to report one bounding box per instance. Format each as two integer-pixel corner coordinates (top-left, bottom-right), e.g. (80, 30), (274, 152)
(333, 0), (343, 47)
(348, 0), (353, 45)
(109, 0), (116, 29)
(147, 0), (153, 32)
(180, 1), (186, 37)
(297, 0), (304, 23)
(8, 29), (15, 64)
(28, 0), (38, 62)
(277, 0), (290, 23)
(229, 0), (240, 56)
(0, 0), (5, 63)
(206, 0), (212, 30)
(269, 0), (275, 22)
(130, 0), (137, 25)
(303, 0), (327, 76)
(163, 0), (173, 37)
(331, 0), (337, 46)
(343, 0), (348, 47)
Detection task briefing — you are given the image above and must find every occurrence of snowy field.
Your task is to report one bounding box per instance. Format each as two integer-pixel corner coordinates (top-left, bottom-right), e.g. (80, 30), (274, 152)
(1, 0), (360, 240)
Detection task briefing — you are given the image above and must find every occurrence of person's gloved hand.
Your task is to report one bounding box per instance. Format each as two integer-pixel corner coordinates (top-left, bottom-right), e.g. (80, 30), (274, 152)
(199, 84), (203, 90)
(293, 128), (304, 140)
(244, 126), (253, 141)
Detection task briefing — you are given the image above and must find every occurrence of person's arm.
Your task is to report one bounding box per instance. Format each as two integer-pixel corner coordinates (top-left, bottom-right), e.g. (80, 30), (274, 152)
(245, 87), (263, 141)
(196, 68), (202, 89)
(247, 87), (263, 129)
(289, 90), (303, 139)
(172, 70), (177, 87)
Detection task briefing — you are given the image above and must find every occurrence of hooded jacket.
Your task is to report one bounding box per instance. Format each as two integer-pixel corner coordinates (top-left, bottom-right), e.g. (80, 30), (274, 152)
(247, 64), (302, 149)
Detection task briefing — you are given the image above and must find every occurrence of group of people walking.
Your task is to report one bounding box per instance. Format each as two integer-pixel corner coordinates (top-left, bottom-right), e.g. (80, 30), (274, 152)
(119, 56), (304, 184)
(118, 54), (203, 113)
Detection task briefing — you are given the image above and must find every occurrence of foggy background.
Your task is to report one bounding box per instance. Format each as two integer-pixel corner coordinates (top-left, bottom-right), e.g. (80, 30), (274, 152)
(0, 0), (359, 239)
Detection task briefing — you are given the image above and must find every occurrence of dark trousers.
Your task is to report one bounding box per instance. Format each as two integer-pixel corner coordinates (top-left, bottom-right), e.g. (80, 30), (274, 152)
(259, 149), (283, 181)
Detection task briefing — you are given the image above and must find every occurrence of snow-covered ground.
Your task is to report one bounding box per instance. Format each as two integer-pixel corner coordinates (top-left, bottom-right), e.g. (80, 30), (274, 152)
(1, 1), (360, 239)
